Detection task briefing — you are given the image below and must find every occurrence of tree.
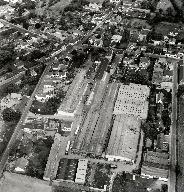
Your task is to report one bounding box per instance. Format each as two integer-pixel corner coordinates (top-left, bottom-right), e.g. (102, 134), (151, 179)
(141, 121), (158, 140)
(2, 108), (21, 122)
(0, 0), (8, 6)
(0, 50), (14, 69)
(177, 84), (184, 98)
(26, 137), (53, 179)
(3, 83), (21, 95)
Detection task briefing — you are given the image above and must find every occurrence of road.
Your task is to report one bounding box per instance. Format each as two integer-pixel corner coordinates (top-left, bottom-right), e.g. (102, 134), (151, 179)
(0, 62), (51, 175)
(0, 19), (44, 38)
(0, 71), (25, 87)
(0, 0), (123, 175)
(168, 61), (178, 192)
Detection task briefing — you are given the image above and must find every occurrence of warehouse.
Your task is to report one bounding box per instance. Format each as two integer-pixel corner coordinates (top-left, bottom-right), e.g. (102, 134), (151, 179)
(57, 69), (87, 115)
(106, 114), (141, 163)
(56, 158), (68, 180)
(113, 83), (150, 119)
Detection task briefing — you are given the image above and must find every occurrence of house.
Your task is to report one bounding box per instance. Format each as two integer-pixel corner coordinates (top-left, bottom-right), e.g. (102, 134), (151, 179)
(178, 62), (184, 84)
(14, 157), (29, 173)
(127, 43), (137, 51)
(153, 40), (161, 46)
(111, 35), (122, 43)
(94, 38), (103, 47)
(0, 93), (22, 111)
(164, 36), (169, 42)
(130, 29), (139, 42)
(156, 0), (175, 15)
(152, 62), (164, 85)
(35, 82), (55, 102)
(52, 63), (65, 71)
(162, 68), (173, 82)
(157, 133), (169, 152)
(0, 22), (4, 29)
(14, 61), (25, 69)
(141, 46), (146, 51)
(169, 38), (176, 45)
(141, 150), (169, 180)
(51, 71), (67, 79)
(123, 57), (131, 65)
(14, 96), (29, 112)
(139, 57), (150, 68)
(161, 82), (173, 91)
(84, 3), (102, 12)
(110, 0), (121, 3)
(138, 33), (146, 42)
(30, 69), (37, 76)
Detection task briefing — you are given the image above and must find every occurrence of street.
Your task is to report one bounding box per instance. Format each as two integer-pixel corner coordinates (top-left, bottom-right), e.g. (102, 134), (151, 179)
(168, 61), (178, 192)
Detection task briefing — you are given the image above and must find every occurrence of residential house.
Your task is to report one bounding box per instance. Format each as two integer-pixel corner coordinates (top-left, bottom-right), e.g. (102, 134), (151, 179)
(94, 38), (103, 47)
(35, 82), (55, 102)
(0, 93), (22, 111)
(153, 40), (161, 46)
(157, 133), (169, 152)
(14, 157), (29, 173)
(141, 46), (146, 52)
(14, 61), (25, 69)
(111, 35), (122, 43)
(14, 95), (29, 112)
(178, 61), (184, 85)
(168, 37), (176, 45)
(30, 69), (37, 76)
(110, 0), (121, 3)
(123, 57), (132, 65)
(130, 29), (139, 42)
(152, 62), (164, 85)
(139, 57), (150, 68)
(141, 150), (169, 180)
(139, 29), (149, 42)
(162, 67), (173, 82)
(84, 3), (102, 12)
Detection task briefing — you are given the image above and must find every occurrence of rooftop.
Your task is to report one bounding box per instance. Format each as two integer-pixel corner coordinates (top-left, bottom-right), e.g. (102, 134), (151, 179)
(107, 114), (141, 162)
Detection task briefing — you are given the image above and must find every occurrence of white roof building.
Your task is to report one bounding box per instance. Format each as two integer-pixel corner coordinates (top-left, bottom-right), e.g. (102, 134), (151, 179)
(110, 0), (121, 3)
(75, 159), (88, 184)
(85, 3), (102, 12)
(111, 35), (122, 43)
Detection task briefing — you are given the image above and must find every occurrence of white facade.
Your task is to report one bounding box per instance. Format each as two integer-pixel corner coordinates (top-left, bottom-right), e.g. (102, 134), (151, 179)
(75, 159), (88, 184)
(110, 0), (121, 3)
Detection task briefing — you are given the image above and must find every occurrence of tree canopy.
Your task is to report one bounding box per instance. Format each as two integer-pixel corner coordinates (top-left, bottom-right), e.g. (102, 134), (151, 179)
(2, 108), (21, 123)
